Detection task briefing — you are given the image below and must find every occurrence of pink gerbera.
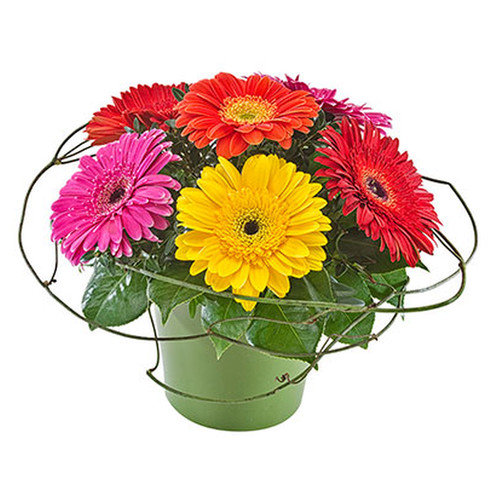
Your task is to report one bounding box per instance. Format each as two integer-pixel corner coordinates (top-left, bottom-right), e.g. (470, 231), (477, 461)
(274, 75), (392, 132)
(51, 130), (181, 265)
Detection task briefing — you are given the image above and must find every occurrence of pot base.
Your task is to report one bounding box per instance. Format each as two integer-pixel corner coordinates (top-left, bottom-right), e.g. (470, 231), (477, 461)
(156, 304), (307, 431)
(165, 384), (305, 431)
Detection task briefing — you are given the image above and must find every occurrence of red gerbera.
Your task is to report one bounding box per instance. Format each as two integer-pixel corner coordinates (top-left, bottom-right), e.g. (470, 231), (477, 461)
(86, 83), (187, 145)
(316, 119), (440, 267)
(175, 72), (319, 158)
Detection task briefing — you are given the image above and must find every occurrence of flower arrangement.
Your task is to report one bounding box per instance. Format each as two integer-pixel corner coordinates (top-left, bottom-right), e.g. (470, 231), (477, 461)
(20, 72), (475, 429)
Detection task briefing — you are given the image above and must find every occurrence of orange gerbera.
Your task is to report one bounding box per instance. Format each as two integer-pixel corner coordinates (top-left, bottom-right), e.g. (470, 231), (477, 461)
(176, 73), (319, 158)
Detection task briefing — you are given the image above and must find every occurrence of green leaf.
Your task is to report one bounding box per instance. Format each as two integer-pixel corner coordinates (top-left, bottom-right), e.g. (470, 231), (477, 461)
(82, 258), (148, 328)
(315, 109), (327, 130)
(338, 228), (410, 274)
(416, 259), (429, 271)
(201, 297), (252, 359)
(324, 266), (375, 348)
(147, 261), (205, 324)
(287, 269), (334, 305)
(133, 116), (146, 133)
(245, 270), (364, 359)
(171, 87), (185, 102)
(246, 298), (321, 362)
(288, 269), (363, 307)
(188, 295), (202, 319)
(367, 268), (408, 307)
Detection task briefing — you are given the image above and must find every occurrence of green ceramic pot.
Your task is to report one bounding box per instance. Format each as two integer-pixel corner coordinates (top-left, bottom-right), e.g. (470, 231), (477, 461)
(155, 304), (307, 431)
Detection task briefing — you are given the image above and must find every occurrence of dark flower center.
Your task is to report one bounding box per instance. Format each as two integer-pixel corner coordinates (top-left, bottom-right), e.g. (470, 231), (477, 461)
(109, 187), (126, 204)
(366, 177), (388, 201)
(244, 220), (260, 235)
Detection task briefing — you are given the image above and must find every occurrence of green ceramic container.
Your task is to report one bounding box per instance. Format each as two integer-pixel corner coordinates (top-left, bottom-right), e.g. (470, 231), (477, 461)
(155, 304), (307, 431)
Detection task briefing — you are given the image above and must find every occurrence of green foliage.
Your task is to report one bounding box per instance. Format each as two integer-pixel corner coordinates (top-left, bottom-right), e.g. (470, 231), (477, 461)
(171, 87), (185, 102)
(82, 257), (149, 328)
(338, 228), (410, 274)
(367, 268), (408, 307)
(246, 302), (321, 362)
(148, 261), (205, 324)
(324, 266), (375, 348)
(245, 270), (363, 361)
(200, 297), (252, 359)
(287, 268), (364, 309)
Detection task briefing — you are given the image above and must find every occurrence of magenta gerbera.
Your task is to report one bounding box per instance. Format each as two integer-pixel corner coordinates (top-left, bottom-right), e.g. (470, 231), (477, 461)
(274, 75), (392, 132)
(51, 130), (181, 265)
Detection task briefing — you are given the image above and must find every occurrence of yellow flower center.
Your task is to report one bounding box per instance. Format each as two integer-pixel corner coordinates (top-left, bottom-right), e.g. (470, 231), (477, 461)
(220, 95), (277, 124)
(216, 187), (288, 262)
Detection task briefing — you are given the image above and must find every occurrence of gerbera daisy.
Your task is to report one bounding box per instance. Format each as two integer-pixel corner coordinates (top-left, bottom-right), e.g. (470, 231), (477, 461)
(175, 73), (319, 158)
(51, 130), (181, 265)
(86, 83), (187, 145)
(274, 75), (392, 132)
(315, 118), (439, 267)
(175, 154), (331, 311)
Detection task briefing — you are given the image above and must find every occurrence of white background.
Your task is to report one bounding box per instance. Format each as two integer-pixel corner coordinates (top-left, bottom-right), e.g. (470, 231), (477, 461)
(1, 1), (498, 499)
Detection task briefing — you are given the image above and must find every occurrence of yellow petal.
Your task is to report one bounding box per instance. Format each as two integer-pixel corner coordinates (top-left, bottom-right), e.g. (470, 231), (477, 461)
(281, 183), (311, 209)
(216, 157), (241, 189)
(242, 154), (271, 189)
(280, 238), (310, 258)
(306, 259), (324, 271)
(286, 221), (320, 236)
(178, 230), (212, 247)
(190, 260), (209, 276)
(298, 232), (328, 246)
(209, 274), (232, 292)
(268, 161), (295, 196)
(174, 246), (190, 261)
(249, 265), (270, 292)
(217, 255), (242, 277)
(234, 281), (260, 311)
(308, 182), (322, 197)
(175, 245), (200, 260)
(275, 251), (295, 268)
(208, 253), (225, 273)
(311, 197), (327, 209)
(287, 256), (309, 273)
(279, 170), (306, 200)
(197, 169), (231, 206)
(267, 253), (292, 275)
(230, 261), (250, 289)
(319, 220), (332, 231)
(177, 213), (216, 232)
(184, 203), (219, 222)
(180, 187), (217, 209)
(291, 267), (307, 278)
(267, 269), (290, 298)
(289, 207), (323, 226)
(198, 243), (220, 260)
(308, 246), (327, 262)
(240, 154), (263, 172)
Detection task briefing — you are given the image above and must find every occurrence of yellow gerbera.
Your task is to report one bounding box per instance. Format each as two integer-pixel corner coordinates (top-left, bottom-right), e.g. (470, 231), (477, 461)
(175, 154), (331, 311)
